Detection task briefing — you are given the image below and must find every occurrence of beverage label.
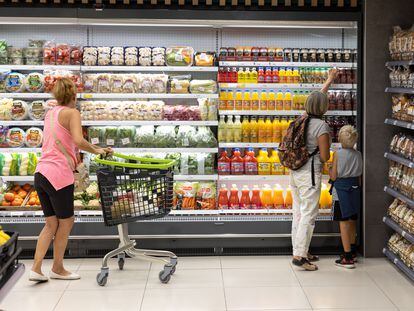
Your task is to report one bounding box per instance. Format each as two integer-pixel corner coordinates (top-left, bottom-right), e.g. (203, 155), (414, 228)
(252, 100), (259, 110)
(272, 163), (284, 175)
(231, 162), (244, 174)
(219, 100), (227, 110)
(218, 162), (230, 174)
(258, 162), (271, 173)
(235, 100), (243, 110)
(245, 162), (258, 174)
(268, 100), (276, 110)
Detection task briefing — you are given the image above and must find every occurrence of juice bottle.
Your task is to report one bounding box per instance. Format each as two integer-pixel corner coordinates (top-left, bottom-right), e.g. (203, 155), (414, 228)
(251, 90), (260, 110)
(261, 184), (273, 208)
(268, 90), (276, 110)
(280, 117), (289, 139)
(258, 67), (265, 83)
(219, 90), (228, 110)
(226, 116), (234, 142)
(249, 117), (258, 143)
(226, 91), (235, 110)
(229, 184), (240, 209)
(218, 184), (229, 209)
(260, 91), (268, 110)
(218, 115), (226, 142)
(237, 68), (245, 83)
(284, 187), (293, 209)
(218, 151), (231, 175)
(265, 67), (273, 83)
(244, 147), (258, 175)
(272, 184), (285, 209)
(272, 67), (279, 83)
(245, 68), (251, 83)
(269, 149), (284, 175)
(292, 91), (298, 110)
(231, 67), (238, 83)
(233, 116), (242, 142)
(234, 90), (243, 110)
(293, 68), (300, 84)
(283, 91), (292, 110)
(323, 150), (334, 174)
(272, 117), (282, 143)
(276, 91), (284, 110)
(265, 117), (273, 143)
(279, 68), (286, 84)
(251, 67), (258, 83)
(286, 68), (293, 84)
(231, 148), (244, 175)
(241, 117), (251, 143)
(257, 148), (271, 175)
(218, 67), (226, 83)
(242, 91), (251, 110)
(319, 183), (331, 209)
(240, 185), (251, 209)
(257, 117), (266, 143)
(250, 185), (262, 209)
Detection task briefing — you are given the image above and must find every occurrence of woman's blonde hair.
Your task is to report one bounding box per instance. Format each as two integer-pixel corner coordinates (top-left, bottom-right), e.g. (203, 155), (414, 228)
(52, 77), (77, 106)
(339, 125), (358, 148)
(305, 91), (328, 117)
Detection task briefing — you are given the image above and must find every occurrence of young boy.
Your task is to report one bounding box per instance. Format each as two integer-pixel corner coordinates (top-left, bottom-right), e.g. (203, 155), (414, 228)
(329, 125), (362, 269)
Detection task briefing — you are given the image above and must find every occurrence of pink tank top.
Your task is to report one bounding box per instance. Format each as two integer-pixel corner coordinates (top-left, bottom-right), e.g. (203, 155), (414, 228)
(36, 106), (77, 190)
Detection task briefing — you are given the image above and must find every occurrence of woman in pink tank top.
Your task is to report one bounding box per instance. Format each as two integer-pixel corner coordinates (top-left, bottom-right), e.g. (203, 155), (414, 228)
(30, 78), (112, 282)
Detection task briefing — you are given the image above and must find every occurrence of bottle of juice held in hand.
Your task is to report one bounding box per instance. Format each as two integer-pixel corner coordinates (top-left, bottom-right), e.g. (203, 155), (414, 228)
(218, 184), (229, 209)
(244, 147), (258, 175)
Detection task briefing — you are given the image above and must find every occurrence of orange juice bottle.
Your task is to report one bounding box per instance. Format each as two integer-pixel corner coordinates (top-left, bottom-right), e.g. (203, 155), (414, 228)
(226, 91), (235, 110)
(279, 68), (286, 84)
(319, 183), (331, 209)
(276, 91), (284, 110)
(237, 68), (245, 83)
(284, 187), (293, 209)
(283, 91), (292, 110)
(293, 68), (300, 84)
(286, 68), (293, 84)
(219, 90), (228, 110)
(249, 117), (258, 143)
(280, 117), (290, 139)
(242, 91), (251, 110)
(272, 117), (282, 143)
(265, 117), (273, 143)
(257, 117), (266, 143)
(292, 91), (299, 110)
(269, 149), (284, 175)
(241, 117), (251, 143)
(251, 90), (260, 110)
(261, 184), (273, 208)
(257, 148), (271, 175)
(323, 151), (334, 174)
(260, 91), (268, 110)
(234, 90), (243, 110)
(268, 90), (276, 110)
(272, 184), (284, 209)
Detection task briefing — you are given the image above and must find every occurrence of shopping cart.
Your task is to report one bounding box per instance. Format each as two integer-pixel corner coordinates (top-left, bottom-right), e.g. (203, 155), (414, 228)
(94, 153), (177, 286)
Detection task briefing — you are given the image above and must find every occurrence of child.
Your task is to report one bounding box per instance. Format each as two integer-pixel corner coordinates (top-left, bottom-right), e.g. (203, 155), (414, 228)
(329, 125), (362, 269)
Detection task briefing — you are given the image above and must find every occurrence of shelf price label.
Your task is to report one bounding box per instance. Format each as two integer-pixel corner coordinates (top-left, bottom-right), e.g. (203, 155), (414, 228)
(83, 94), (93, 99)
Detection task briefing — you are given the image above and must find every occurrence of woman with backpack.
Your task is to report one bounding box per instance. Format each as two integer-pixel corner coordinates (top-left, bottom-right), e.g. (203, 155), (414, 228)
(282, 69), (338, 271)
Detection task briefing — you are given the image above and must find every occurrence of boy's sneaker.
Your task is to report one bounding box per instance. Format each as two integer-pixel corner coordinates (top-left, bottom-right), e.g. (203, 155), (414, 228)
(340, 252), (358, 263)
(335, 257), (355, 269)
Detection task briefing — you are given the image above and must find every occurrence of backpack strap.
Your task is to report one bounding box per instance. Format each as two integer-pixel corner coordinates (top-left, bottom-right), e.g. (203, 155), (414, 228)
(310, 147), (319, 187)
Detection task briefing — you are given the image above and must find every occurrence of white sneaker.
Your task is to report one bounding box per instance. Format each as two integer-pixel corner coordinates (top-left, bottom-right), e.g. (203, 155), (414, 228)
(29, 270), (49, 282)
(50, 271), (81, 280)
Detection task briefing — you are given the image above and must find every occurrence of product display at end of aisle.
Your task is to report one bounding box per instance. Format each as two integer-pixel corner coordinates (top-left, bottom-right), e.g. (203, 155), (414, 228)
(0, 183), (39, 208)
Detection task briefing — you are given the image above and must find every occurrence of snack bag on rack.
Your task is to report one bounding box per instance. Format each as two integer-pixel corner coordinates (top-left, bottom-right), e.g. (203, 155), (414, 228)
(152, 74), (168, 93)
(189, 80), (217, 94)
(96, 73), (111, 93)
(174, 181), (198, 210)
(110, 74), (123, 93)
(196, 182), (217, 210)
(82, 74), (97, 93)
(169, 75), (191, 94)
(122, 74), (137, 93)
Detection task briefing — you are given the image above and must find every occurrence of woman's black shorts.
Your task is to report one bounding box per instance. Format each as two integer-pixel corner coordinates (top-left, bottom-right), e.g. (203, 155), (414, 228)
(34, 172), (74, 219)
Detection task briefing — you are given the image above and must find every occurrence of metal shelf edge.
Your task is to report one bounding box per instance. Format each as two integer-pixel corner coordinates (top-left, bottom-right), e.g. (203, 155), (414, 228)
(384, 186), (414, 210)
(383, 248), (414, 282)
(383, 216), (414, 245)
(384, 152), (414, 168)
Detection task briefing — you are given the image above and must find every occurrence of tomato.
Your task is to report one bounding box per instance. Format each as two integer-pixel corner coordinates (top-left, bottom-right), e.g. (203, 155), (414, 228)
(17, 190), (27, 199)
(12, 198), (23, 206)
(28, 198), (37, 206)
(1, 201), (11, 206)
(22, 183), (32, 192)
(12, 185), (21, 192)
(4, 193), (15, 202)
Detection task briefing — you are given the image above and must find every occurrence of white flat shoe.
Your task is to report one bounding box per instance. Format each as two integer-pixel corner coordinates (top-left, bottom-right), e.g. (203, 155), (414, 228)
(29, 270), (49, 282)
(50, 271), (81, 280)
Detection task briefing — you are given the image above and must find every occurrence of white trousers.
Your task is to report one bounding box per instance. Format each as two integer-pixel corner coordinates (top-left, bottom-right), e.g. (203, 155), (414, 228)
(290, 160), (322, 258)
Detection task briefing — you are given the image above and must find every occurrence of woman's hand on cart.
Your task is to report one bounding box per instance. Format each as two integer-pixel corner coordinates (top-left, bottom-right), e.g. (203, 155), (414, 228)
(96, 147), (114, 158)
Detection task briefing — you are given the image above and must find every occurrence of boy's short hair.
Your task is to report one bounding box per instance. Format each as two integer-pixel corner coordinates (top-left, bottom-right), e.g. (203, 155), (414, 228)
(339, 125), (358, 148)
(305, 91), (328, 117)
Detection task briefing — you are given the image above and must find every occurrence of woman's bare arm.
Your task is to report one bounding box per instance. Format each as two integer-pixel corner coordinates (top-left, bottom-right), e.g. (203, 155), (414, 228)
(329, 152), (338, 181)
(318, 133), (331, 163)
(320, 68), (338, 94)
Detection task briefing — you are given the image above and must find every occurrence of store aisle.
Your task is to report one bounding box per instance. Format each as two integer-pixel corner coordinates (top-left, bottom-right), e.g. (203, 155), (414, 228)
(3, 256), (413, 311)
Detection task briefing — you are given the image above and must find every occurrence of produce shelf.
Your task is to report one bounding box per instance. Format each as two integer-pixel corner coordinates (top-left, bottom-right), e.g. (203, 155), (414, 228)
(81, 66), (218, 72)
(383, 247), (414, 282)
(384, 152), (414, 168)
(81, 120), (218, 126)
(219, 61), (357, 68)
(0, 148), (41, 153)
(219, 143), (280, 148)
(219, 83), (355, 90)
(385, 60), (414, 67)
(384, 118), (414, 130)
(383, 216), (414, 244)
(0, 147), (218, 154)
(219, 110), (356, 116)
(79, 93), (218, 99)
(0, 93), (54, 99)
(385, 87), (414, 94)
(1, 121), (44, 126)
(0, 65), (81, 71)
(384, 186), (414, 210)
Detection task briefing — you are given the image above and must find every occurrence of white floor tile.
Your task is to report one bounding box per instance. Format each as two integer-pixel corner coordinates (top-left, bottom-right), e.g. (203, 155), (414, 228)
(141, 287), (226, 311)
(77, 257), (151, 271)
(220, 256), (292, 270)
(0, 290), (63, 311)
(55, 289), (143, 311)
(303, 286), (398, 310)
(19, 258), (83, 271)
(222, 268), (300, 287)
(147, 268), (223, 289)
(65, 269), (148, 291)
(151, 256), (221, 270)
(225, 286), (311, 310)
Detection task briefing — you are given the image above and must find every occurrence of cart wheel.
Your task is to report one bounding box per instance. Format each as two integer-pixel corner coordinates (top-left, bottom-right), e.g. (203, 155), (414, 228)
(170, 257), (178, 269)
(96, 272), (108, 286)
(158, 270), (171, 284)
(118, 258), (125, 270)
(170, 265), (176, 275)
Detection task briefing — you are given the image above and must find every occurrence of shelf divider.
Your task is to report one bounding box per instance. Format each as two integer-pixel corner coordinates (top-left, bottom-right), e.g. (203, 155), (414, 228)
(383, 216), (414, 244)
(384, 186), (414, 211)
(383, 248), (414, 282)
(384, 118), (414, 130)
(384, 152), (414, 168)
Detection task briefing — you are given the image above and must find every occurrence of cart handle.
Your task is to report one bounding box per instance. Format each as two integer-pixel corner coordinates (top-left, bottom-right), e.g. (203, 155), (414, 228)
(94, 153), (176, 170)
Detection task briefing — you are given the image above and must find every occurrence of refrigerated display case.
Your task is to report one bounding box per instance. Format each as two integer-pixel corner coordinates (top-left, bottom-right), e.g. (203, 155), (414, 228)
(0, 10), (362, 257)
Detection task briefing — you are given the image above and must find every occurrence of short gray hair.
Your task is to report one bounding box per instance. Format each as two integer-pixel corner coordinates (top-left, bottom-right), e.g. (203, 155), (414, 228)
(305, 91), (328, 117)
(339, 125), (358, 148)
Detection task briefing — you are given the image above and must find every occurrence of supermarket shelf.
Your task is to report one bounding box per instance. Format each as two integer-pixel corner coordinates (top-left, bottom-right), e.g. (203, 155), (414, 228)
(1, 120), (44, 126)
(1, 176), (35, 182)
(383, 248), (414, 282)
(0, 65), (80, 71)
(384, 152), (414, 168)
(0, 93), (53, 99)
(386, 60), (414, 67)
(219, 143), (279, 148)
(82, 120), (218, 126)
(219, 174), (329, 181)
(384, 186), (414, 210)
(385, 87), (414, 94)
(0, 148), (41, 153)
(81, 66), (218, 72)
(384, 118), (414, 130)
(79, 93), (218, 99)
(0, 147), (218, 154)
(174, 175), (218, 181)
(219, 83), (355, 90)
(219, 61), (357, 68)
(219, 110), (357, 116)
(383, 216), (414, 244)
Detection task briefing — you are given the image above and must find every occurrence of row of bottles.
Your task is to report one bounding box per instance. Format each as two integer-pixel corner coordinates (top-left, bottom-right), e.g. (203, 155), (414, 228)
(218, 116), (293, 143)
(217, 183), (333, 209)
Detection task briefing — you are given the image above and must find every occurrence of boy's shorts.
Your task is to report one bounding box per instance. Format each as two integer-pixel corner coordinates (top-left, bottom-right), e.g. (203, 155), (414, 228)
(333, 201), (358, 221)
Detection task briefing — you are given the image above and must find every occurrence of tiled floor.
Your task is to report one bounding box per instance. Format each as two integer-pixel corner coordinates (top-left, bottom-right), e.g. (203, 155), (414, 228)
(2, 256), (413, 311)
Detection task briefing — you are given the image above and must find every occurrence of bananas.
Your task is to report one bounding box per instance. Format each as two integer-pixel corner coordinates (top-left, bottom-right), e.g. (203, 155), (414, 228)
(0, 227), (10, 245)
